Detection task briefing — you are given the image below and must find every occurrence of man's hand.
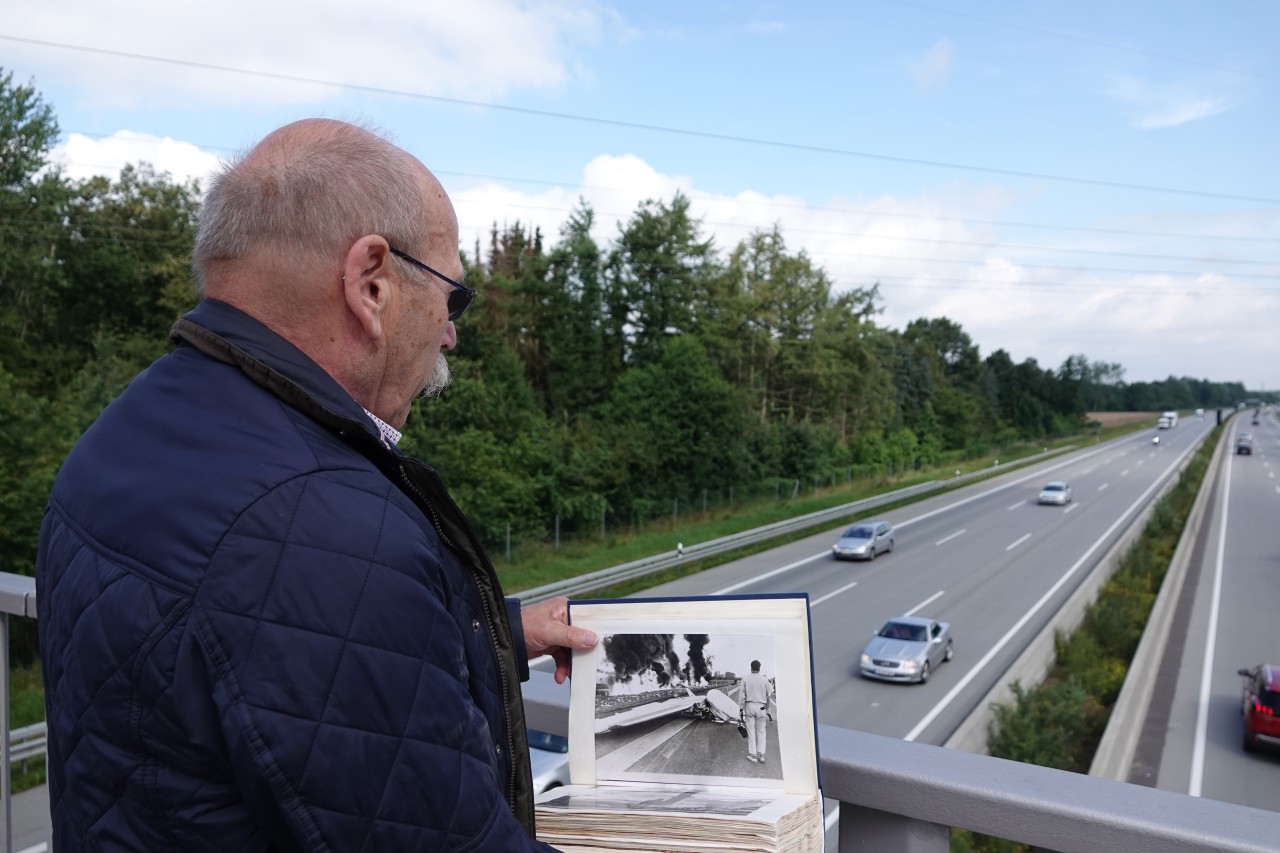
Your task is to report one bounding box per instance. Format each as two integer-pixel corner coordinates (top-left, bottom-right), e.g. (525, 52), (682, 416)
(521, 596), (598, 684)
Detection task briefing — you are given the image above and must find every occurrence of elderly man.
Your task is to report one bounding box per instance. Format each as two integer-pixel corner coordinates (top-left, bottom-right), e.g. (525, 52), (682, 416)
(37, 119), (595, 851)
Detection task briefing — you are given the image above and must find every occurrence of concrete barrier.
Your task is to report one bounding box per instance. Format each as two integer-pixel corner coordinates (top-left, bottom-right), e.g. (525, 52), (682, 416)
(1089, 422), (1228, 779)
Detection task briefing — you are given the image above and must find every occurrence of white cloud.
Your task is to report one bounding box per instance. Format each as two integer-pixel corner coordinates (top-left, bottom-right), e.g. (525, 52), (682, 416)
(741, 20), (788, 37)
(908, 38), (954, 93)
(1105, 76), (1231, 129)
(6, 0), (612, 108)
(51, 131), (222, 186)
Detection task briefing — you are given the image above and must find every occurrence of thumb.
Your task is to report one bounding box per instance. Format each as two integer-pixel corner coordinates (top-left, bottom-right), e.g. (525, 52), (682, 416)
(562, 624), (598, 650)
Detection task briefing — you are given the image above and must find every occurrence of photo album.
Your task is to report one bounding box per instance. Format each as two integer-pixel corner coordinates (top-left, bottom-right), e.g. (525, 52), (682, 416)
(534, 594), (824, 853)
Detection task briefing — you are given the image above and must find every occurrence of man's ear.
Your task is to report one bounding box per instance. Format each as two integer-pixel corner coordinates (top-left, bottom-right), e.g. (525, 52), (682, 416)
(342, 235), (394, 341)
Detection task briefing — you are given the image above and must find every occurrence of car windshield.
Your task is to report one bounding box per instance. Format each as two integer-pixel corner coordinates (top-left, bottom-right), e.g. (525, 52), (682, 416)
(527, 729), (568, 753)
(1042, 483), (1064, 492)
(844, 526), (874, 538)
(879, 622), (927, 642)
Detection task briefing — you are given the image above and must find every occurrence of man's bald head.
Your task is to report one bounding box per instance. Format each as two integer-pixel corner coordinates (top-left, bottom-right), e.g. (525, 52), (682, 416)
(192, 119), (432, 295)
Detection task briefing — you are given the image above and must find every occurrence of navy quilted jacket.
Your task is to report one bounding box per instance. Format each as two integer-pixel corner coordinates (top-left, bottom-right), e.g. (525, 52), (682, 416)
(38, 299), (556, 851)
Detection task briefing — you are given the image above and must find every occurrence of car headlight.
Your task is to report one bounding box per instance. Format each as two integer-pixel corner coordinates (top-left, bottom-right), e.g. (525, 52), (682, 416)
(899, 660), (918, 671)
(860, 654), (872, 666)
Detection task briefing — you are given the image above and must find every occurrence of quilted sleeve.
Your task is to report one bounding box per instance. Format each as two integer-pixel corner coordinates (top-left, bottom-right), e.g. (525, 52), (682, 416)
(185, 469), (557, 851)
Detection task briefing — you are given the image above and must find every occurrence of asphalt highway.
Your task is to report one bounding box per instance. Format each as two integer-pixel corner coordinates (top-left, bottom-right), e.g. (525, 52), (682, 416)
(1150, 409), (1280, 814)
(643, 416), (1217, 747)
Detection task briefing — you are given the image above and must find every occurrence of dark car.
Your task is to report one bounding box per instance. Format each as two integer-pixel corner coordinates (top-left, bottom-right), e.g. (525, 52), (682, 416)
(1237, 665), (1280, 753)
(832, 520), (895, 561)
(859, 616), (953, 684)
(1236, 434), (1254, 455)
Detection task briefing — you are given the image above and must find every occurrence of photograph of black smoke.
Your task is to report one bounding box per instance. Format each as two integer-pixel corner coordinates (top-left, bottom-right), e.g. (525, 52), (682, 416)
(591, 632), (779, 782)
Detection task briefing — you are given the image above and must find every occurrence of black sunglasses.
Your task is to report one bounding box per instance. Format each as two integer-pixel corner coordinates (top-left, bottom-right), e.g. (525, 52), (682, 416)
(388, 246), (477, 321)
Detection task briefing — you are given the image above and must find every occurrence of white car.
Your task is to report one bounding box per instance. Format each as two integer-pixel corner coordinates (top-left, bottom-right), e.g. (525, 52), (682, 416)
(1037, 481), (1072, 505)
(528, 729), (571, 793)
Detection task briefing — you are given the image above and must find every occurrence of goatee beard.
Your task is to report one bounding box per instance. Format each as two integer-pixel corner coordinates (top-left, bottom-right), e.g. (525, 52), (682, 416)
(418, 352), (452, 399)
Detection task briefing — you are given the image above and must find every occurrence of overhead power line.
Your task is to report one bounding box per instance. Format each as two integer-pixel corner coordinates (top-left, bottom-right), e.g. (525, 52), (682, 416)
(6, 33), (1280, 206)
(459, 201), (1280, 266)
(433, 168), (1280, 246)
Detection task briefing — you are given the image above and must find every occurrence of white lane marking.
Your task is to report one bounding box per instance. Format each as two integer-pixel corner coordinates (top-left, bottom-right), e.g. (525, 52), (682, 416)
(904, 437), (1202, 742)
(905, 590), (945, 616)
(935, 529), (966, 545)
(1064, 502), (1079, 514)
(1006, 533), (1031, 551)
(826, 804), (840, 833)
(1007, 501), (1025, 511)
(1190, 442), (1233, 797)
(812, 580), (859, 607)
(1137, 459), (1144, 465)
(18, 845), (48, 853)
(715, 552), (829, 594)
(1098, 483), (1110, 491)
(1121, 469), (1130, 476)
(1275, 485), (1279, 495)
(1269, 471), (1275, 479)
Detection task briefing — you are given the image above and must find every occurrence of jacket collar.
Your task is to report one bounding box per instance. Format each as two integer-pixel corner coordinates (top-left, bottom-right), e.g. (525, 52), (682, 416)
(170, 299), (387, 454)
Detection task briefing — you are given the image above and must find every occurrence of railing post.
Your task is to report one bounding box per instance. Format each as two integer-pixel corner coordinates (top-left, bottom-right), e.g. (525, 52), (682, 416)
(2, 613), (11, 853)
(838, 804), (948, 852)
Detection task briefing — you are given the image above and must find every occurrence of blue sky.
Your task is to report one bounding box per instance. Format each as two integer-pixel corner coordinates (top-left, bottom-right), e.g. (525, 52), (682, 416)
(5, 0), (1278, 392)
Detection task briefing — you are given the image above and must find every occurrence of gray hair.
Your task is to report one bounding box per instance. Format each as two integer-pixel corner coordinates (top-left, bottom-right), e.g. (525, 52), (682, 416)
(192, 122), (427, 292)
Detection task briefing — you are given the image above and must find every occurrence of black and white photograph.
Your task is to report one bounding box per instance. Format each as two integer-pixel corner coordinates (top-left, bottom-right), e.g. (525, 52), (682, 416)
(592, 632), (780, 783)
(540, 595), (824, 852)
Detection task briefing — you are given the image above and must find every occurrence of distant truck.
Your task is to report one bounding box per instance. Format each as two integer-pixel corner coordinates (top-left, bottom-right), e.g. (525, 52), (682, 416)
(1159, 411), (1178, 428)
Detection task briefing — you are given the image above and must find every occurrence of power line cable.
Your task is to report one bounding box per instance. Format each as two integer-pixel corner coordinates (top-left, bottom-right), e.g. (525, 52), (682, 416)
(6, 33), (1280, 205)
(433, 168), (1280, 246)
(460, 202), (1280, 266)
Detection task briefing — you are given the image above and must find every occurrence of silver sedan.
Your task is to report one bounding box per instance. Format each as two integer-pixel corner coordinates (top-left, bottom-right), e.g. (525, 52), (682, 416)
(832, 520), (895, 561)
(1037, 481), (1072, 505)
(859, 616), (953, 684)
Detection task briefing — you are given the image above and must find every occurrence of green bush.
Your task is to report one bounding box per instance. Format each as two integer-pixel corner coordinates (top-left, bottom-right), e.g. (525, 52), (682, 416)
(1084, 582), (1154, 661)
(987, 678), (1106, 772)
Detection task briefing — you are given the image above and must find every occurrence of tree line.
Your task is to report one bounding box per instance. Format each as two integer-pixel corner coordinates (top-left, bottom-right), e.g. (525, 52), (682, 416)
(0, 68), (1251, 576)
